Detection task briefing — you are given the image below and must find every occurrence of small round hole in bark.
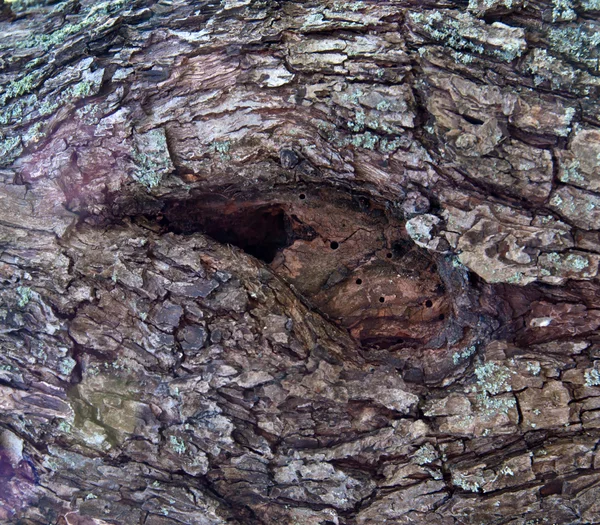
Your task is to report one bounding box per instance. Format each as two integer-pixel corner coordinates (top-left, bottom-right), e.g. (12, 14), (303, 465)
(438, 313), (445, 320)
(355, 278), (362, 285)
(379, 297), (385, 303)
(425, 299), (433, 308)
(299, 193), (306, 200)
(386, 252), (393, 258)
(330, 241), (339, 250)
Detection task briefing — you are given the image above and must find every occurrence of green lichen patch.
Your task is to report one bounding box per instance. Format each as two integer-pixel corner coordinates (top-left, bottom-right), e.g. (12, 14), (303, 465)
(556, 129), (600, 192)
(453, 345), (477, 365)
(549, 185), (600, 230)
(59, 356), (77, 377)
(522, 48), (580, 92)
(210, 140), (232, 160)
(581, 0), (600, 10)
(0, 70), (46, 106)
(16, 286), (33, 307)
(169, 435), (187, 455)
(547, 21), (600, 72)
(131, 128), (174, 190)
(474, 361), (517, 417)
(584, 367), (600, 386)
(558, 159), (585, 185)
(0, 136), (24, 167)
(551, 0), (577, 22)
(414, 443), (438, 465)
(14, 0), (127, 52)
(538, 250), (599, 282)
(408, 9), (527, 63)
(333, 84), (416, 135)
(452, 470), (484, 492)
(467, 0), (523, 15)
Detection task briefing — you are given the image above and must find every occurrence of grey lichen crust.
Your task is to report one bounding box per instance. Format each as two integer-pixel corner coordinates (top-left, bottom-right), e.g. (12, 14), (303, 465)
(131, 128), (174, 189)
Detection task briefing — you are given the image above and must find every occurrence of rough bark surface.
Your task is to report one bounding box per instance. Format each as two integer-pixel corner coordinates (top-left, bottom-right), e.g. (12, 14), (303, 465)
(1, 0), (600, 523)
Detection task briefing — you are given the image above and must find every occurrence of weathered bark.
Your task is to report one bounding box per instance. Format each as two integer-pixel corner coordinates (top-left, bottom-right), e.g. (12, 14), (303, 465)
(1, 0), (600, 523)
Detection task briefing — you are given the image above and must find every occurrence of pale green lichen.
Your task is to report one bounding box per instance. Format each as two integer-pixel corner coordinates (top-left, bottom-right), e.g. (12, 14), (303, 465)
(348, 109), (366, 132)
(414, 443), (438, 465)
(581, 0), (600, 10)
(15, 0), (127, 52)
(101, 361), (128, 372)
(22, 121), (46, 146)
(566, 253), (590, 270)
(0, 136), (24, 167)
(376, 100), (392, 112)
(38, 98), (59, 116)
(76, 103), (104, 125)
(349, 131), (378, 150)
(559, 159), (585, 185)
(453, 345), (477, 365)
(408, 10), (526, 63)
(522, 45), (581, 91)
(474, 362), (516, 415)
(584, 368), (600, 386)
(64, 80), (96, 100)
(452, 471), (484, 492)
(131, 128), (172, 189)
(210, 140), (231, 160)
(450, 50), (476, 64)
(59, 357), (77, 376)
(57, 421), (72, 433)
(378, 137), (403, 153)
(169, 435), (186, 454)
(552, 0), (577, 21)
(506, 271), (525, 285)
(16, 286), (33, 307)
(341, 88), (364, 105)
(468, 0), (517, 11)
(451, 256), (468, 270)
(0, 95), (37, 125)
(526, 361), (541, 376)
(0, 70), (45, 105)
(541, 251), (591, 277)
(475, 362), (513, 396)
(550, 193), (564, 207)
(547, 23), (600, 70)
(333, 0), (366, 11)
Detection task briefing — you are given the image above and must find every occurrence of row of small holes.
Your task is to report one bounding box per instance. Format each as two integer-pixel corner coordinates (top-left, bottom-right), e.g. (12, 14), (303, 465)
(353, 281), (439, 311)
(298, 192), (444, 317)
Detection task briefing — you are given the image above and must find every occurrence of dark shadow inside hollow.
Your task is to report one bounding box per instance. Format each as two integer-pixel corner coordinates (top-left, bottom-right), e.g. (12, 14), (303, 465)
(161, 198), (294, 264)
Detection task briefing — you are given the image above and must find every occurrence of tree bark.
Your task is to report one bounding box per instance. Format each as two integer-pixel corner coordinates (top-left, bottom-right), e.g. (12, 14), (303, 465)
(1, 0), (600, 523)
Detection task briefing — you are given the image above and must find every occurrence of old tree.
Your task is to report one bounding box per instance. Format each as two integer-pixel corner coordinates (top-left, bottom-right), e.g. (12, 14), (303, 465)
(1, 0), (600, 523)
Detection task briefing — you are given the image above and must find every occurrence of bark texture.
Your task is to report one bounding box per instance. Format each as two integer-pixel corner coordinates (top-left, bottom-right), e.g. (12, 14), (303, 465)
(1, 0), (600, 523)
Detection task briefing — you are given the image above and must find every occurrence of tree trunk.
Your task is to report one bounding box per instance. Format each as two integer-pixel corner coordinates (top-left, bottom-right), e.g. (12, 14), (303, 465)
(1, 0), (600, 523)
